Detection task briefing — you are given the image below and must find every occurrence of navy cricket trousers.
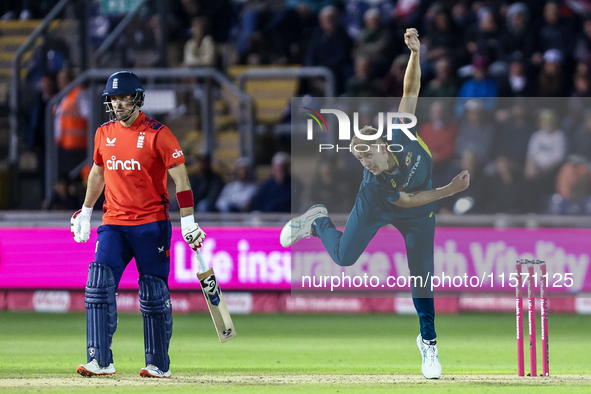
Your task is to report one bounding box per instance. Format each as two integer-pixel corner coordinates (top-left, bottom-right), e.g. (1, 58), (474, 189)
(95, 220), (172, 287)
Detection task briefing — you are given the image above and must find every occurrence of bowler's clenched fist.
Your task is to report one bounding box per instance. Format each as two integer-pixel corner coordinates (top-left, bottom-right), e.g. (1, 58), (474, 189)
(404, 28), (420, 53)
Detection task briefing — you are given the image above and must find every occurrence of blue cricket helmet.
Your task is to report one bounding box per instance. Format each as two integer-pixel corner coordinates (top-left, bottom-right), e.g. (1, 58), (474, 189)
(103, 71), (145, 121)
(103, 71), (144, 97)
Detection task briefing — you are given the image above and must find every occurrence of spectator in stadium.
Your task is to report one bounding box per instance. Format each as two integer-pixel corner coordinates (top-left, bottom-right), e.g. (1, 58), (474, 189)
(1, 0), (57, 20)
(302, 156), (351, 213)
(418, 100), (459, 188)
(304, 5), (353, 94)
(556, 157), (591, 201)
(534, 1), (574, 62)
(26, 33), (70, 86)
(379, 54), (408, 98)
(46, 176), (81, 211)
(450, 2), (476, 31)
(182, 17), (216, 68)
(190, 0), (233, 44)
(345, 56), (380, 97)
(215, 157), (258, 213)
(265, 0), (329, 63)
(481, 153), (524, 214)
(352, 7), (393, 76)
(234, 0), (283, 64)
(497, 59), (534, 97)
(500, 2), (535, 63)
(424, 8), (459, 64)
(537, 49), (567, 97)
(571, 72), (591, 97)
(492, 100), (533, 167)
(54, 68), (90, 178)
(575, 18), (591, 65)
(250, 152), (300, 212)
(421, 57), (459, 97)
(548, 158), (591, 215)
(524, 109), (568, 211)
(569, 108), (591, 161)
(465, 8), (502, 65)
(454, 99), (494, 168)
(156, 0), (200, 65)
(343, 0), (394, 41)
(560, 63), (591, 135)
(189, 153), (225, 212)
(27, 73), (57, 158)
(455, 56), (497, 116)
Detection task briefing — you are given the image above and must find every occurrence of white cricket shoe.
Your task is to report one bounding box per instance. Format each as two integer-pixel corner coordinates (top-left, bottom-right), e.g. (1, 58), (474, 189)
(280, 204), (328, 247)
(76, 359), (116, 377)
(416, 334), (442, 379)
(140, 364), (172, 378)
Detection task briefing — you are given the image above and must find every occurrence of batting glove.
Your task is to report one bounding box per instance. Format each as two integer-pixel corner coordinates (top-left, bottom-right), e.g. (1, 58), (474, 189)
(71, 206), (92, 243)
(181, 215), (206, 250)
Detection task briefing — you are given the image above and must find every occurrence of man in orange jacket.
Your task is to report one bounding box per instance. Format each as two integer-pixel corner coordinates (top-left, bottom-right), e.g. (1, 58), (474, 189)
(55, 68), (90, 177)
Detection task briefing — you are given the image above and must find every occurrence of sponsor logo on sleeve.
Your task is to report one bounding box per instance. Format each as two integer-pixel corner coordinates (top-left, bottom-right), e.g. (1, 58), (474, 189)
(172, 149), (184, 159)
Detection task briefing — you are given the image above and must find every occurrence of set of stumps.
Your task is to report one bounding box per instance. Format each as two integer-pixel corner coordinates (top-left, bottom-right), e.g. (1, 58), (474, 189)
(516, 259), (549, 377)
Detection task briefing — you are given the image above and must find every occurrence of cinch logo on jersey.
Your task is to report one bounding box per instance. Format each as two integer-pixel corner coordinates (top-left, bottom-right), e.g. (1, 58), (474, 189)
(172, 149), (184, 159)
(137, 132), (145, 148)
(304, 108), (417, 152)
(106, 155), (141, 171)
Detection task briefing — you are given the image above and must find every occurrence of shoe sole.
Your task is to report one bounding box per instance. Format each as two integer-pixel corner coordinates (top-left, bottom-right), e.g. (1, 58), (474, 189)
(140, 369), (171, 378)
(76, 366), (116, 377)
(280, 204), (327, 247)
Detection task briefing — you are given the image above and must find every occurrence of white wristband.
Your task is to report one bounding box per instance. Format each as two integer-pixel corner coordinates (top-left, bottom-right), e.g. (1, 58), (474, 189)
(181, 214), (195, 228)
(81, 205), (93, 216)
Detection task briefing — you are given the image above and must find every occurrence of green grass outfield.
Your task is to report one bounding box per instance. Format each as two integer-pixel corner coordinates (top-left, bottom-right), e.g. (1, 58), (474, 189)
(0, 312), (590, 393)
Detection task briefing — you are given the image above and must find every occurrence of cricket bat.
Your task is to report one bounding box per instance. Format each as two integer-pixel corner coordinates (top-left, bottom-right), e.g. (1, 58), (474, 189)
(195, 249), (237, 343)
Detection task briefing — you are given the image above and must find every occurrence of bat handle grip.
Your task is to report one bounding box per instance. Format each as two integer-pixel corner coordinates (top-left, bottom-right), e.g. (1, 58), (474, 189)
(195, 249), (209, 273)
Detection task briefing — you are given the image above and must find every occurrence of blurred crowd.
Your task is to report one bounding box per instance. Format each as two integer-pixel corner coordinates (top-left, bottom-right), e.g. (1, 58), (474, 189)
(12, 0), (591, 214)
(1, 1), (58, 21)
(416, 98), (591, 215)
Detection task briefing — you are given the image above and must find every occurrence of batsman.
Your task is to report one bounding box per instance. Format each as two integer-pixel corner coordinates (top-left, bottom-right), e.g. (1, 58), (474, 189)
(281, 29), (470, 379)
(71, 71), (206, 378)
